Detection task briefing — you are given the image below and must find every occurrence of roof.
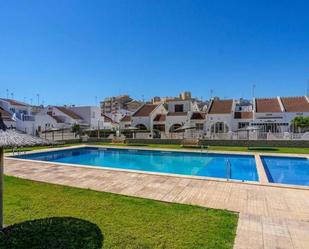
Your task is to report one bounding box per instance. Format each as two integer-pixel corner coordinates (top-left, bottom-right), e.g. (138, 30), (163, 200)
(0, 115), (54, 147)
(280, 96), (309, 112)
(234, 111), (253, 119)
(153, 114), (166, 122)
(167, 112), (188, 116)
(102, 114), (113, 123)
(120, 115), (131, 122)
(0, 130), (54, 148)
(208, 99), (233, 114)
(191, 112), (206, 120)
(0, 107), (14, 121)
(0, 98), (28, 107)
(133, 104), (158, 117)
(47, 113), (63, 123)
(56, 107), (83, 120)
(255, 98), (282, 113)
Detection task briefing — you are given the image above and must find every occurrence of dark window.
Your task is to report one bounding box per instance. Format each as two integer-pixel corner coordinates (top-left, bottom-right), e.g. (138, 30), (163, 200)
(174, 104), (184, 112)
(238, 122), (249, 129)
(196, 123), (204, 130)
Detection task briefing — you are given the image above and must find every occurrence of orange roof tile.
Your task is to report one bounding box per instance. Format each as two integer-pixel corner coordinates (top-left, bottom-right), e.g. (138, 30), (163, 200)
(120, 115), (131, 122)
(133, 104), (157, 117)
(56, 107), (83, 120)
(153, 114), (166, 121)
(281, 96), (309, 112)
(208, 99), (233, 114)
(255, 98), (282, 112)
(191, 112), (206, 120)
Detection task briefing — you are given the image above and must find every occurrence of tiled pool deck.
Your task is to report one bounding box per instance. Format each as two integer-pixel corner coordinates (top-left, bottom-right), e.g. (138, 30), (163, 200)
(4, 145), (309, 249)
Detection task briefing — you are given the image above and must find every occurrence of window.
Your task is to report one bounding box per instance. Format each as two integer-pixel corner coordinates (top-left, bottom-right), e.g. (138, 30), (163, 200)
(211, 122), (229, 133)
(153, 124), (165, 132)
(174, 104), (184, 112)
(196, 123), (204, 130)
(238, 122), (249, 129)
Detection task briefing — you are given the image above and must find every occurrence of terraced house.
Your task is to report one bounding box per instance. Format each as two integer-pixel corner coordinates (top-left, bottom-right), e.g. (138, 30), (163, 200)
(121, 95), (309, 140)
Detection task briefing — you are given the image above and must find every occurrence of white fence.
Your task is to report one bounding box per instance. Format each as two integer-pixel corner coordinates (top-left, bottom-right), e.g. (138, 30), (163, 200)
(160, 131), (309, 141)
(39, 131), (80, 141)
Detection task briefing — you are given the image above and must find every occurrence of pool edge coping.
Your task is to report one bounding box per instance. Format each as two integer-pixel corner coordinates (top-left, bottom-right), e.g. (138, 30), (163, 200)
(5, 144), (309, 191)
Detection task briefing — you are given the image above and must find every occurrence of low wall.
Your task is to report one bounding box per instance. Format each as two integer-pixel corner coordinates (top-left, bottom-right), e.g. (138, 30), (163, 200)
(199, 140), (309, 148)
(62, 138), (113, 144)
(125, 139), (309, 148)
(126, 139), (182, 145)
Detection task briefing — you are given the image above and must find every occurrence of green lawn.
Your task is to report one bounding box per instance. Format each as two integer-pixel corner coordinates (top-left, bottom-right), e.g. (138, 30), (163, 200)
(3, 143), (78, 153)
(5, 142), (309, 154)
(88, 142), (309, 154)
(2, 176), (238, 249)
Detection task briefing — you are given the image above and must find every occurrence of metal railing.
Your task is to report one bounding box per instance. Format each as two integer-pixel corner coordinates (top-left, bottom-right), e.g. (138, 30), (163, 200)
(226, 159), (232, 181)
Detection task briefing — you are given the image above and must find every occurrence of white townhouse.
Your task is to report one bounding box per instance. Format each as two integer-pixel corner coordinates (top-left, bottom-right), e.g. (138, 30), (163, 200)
(251, 96), (309, 133)
(47, 106), (88, 127)
(119, 115), (132, 130)
(252, 97), (286, 133)
(204, 99), (235, 136)
(34, 109), (68, 133)
(0, 107), (16, 129)
(189, 112), (206, 137)
(131, 104), (167, 134)
(166, 99), (199, 113)
(101, 114), (118, 130)
(232, 100), (254, 131)
(0, 98), (38, 134)
(164, 100), (200, 133)
(68, 106), (104, 130)
(202, 96), (309, 139)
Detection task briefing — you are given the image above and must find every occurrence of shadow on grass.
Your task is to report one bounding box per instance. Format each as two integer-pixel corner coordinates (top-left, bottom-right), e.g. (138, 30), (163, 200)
(0, 217), (103, 249)
(248, 147), (279, 151)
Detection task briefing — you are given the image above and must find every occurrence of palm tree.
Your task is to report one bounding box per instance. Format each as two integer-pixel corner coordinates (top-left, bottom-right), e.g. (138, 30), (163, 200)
(291, 116), (309, 132)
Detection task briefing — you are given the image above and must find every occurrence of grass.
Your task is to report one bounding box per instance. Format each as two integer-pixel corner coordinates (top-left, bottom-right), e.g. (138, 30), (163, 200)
(5, 141), (309, 155)
(88, 142), (309, 154)
(3, 176), (238, 249)
(3, 143), (78, 153)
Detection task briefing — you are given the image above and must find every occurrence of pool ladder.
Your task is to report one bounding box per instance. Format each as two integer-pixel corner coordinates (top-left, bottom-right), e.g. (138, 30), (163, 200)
(226, 159), (232, 181)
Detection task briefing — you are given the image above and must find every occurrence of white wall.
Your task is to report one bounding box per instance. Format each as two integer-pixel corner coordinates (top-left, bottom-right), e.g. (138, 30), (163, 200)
(165, 115), (189, 132)
(34, 112), (64, 132)
(50, 107), (79, 125)
(205, 114), (233, 133)
(131, 104), (167, 132)
(167, 100), (198, 112)
(132, 116), (151, 130)
(3, 120), (16, 129)
(70, 106), (103, 129)
(119, 121), (131, 130)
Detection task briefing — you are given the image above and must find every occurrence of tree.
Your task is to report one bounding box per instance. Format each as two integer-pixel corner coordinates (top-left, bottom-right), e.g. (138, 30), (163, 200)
(71, 124), (81, 137)
(291, 116), (309, 132)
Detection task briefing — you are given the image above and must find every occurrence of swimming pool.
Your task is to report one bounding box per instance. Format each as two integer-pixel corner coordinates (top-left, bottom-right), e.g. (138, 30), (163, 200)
(262, 156), (309, 186)
(15, 147), (259, 182)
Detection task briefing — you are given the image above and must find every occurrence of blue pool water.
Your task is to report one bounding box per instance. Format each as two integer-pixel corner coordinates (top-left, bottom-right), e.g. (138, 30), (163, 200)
(15, 147), (259, 182)
(262, 156), (309, 186)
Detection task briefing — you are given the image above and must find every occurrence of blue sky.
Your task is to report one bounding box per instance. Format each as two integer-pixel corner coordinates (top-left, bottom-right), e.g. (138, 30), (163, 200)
(1, 0), (309, 105)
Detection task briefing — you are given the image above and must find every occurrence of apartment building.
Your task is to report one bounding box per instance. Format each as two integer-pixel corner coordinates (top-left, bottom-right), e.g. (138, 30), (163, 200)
(100, 95), (139, 114)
